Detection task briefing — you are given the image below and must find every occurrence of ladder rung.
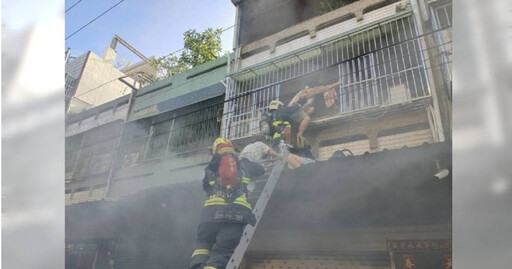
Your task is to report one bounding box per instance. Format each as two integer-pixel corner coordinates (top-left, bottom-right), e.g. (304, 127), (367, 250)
(226, 148), (289, 269)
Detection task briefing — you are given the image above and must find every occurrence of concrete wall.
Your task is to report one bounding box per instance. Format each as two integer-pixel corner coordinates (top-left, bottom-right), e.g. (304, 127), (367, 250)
(69, 52), (136, 114)
(248, 224), (451, 253)
(107, 150), (211, 198)
(237, 0), (405, 71)
(65, 95), (130, 137)
(306, 109), (433, 159)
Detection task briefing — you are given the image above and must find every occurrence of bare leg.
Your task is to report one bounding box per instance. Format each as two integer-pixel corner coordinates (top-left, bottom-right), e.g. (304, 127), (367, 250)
(297, 114), (310, 137)
(296, 115), (310, 148)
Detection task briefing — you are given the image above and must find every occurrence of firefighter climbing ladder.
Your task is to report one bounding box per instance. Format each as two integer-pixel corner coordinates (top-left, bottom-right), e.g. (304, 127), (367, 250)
(226, 146), (290, 269)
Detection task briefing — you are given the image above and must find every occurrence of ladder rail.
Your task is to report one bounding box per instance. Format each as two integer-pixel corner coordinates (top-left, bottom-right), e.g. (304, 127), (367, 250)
(226, 147), (289, 269)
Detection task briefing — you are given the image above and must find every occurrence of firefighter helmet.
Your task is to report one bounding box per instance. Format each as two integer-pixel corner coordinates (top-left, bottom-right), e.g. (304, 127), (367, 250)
(268, 100), (284, 111)
(212, 137), (235, 154)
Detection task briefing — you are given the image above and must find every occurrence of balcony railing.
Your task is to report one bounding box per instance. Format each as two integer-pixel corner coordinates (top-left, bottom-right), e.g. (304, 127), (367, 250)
(234, 0), (406, 72)
(223, 15), (434, 140)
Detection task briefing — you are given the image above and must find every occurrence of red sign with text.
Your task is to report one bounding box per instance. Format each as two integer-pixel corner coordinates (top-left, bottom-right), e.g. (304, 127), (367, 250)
(402, 254), (416, 269)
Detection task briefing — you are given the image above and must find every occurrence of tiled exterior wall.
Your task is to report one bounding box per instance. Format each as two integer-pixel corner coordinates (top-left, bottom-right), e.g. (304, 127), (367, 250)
(377, 128), (433, 151)
(66, 102), (129, 137)
(318, 139), (371, 161)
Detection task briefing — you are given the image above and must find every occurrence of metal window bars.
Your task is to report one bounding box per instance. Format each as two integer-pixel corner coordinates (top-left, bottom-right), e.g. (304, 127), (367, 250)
(66, 99), (224, 177)
(65, 73), (79, 98)
(222, 15), (432, 140)
(114, 99), (224, 167)
(66, 128), (120, 180)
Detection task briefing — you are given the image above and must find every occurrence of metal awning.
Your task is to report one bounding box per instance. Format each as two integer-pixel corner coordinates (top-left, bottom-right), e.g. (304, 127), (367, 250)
(130, 82), (225, 121)
(154, 82), (225, 113)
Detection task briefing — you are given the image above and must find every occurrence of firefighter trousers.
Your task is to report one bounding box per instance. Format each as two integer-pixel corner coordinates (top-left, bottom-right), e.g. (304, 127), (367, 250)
(189, 222), (245, 269)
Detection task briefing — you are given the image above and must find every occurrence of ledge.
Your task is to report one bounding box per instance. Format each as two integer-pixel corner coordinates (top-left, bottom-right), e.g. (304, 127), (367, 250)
(240, 0), (399, 56)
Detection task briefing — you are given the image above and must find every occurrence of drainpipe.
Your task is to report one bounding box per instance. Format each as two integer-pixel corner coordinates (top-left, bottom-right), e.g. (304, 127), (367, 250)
(410, 0), (446, 142)
(102, 77), (138, 199)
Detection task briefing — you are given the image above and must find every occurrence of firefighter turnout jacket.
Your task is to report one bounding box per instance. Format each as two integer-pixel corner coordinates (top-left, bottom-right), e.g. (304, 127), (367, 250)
(190, 154), (256, 269)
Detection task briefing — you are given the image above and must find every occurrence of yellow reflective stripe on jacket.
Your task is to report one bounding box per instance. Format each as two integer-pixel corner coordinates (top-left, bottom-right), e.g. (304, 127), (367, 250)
(204, 195), (227, 206)
(204, 193), (252, 209)
(191, 249), (210, 257)
(273, 132), (284, 139)
(272, 120), (290, 127)
(204, 266), (217, 269)
(241, 177), (250, 184)
(232, 193), (252, 209)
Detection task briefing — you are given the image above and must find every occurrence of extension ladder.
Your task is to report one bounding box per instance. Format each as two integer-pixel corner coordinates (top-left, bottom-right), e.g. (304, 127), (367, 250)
(225, 146), (289, 269)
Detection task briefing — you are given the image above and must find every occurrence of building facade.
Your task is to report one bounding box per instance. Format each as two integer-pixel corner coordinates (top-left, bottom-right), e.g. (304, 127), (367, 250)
(65, 0), (452, 268)
(223, 0), (451, 158)
(65, 42), (157, 114)
(221, 0), (452, 267)
(65, 55), (231, 268)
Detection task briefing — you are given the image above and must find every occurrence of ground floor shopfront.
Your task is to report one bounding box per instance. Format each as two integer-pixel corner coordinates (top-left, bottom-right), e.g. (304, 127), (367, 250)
(66, 142), (452, 269)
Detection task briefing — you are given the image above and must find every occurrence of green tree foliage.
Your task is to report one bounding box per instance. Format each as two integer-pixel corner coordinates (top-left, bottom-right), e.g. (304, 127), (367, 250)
(318, 0), (358, 14)
(151, 28), (223, 79)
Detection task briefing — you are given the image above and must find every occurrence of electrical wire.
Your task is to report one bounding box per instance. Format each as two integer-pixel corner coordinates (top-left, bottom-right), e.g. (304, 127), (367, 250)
(65, 13), (454, 174)
(66, 56), (452, 155)
(66, 0), (125, 41)
(71, 23), (451, 100)
(66, 75), (129, 100)
(66, 0), (83, 13)
(68, 44), (452, 145)
(65, 25), (453, 135)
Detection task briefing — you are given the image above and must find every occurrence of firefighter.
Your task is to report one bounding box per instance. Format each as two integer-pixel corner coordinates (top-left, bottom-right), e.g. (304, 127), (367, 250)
(190, 138), (256, 269)
(265, 100), (292, 144)
(272, 81), (343, 147)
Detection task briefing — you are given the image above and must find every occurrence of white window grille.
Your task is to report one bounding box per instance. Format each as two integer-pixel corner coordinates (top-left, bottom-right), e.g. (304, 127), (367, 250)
(223, 15), (432, 140)
(65, 73), (78, 98)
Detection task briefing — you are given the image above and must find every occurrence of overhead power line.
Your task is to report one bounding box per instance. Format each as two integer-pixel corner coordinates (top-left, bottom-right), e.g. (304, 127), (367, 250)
(73, 24), (451, 100)
(66, 0), (83, 13)
(66, 0), (125, 41)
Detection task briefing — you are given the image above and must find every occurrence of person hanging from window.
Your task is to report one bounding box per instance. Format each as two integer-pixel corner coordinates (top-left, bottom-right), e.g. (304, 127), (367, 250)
(190, 138), (256, 269)
(271, 80), (342, 148)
